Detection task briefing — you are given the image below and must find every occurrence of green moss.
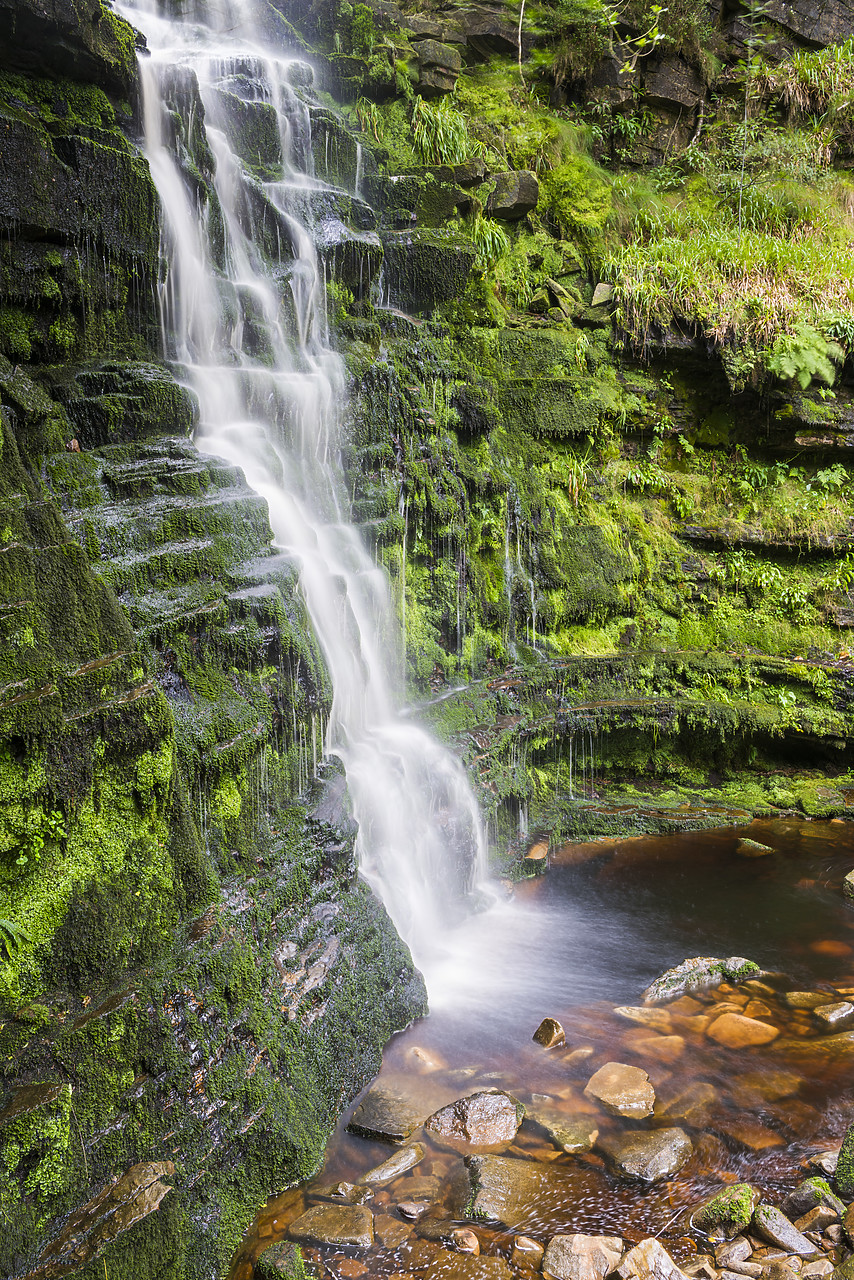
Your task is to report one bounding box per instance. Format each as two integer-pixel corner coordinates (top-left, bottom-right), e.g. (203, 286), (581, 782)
(693, 1183), (760, 1233)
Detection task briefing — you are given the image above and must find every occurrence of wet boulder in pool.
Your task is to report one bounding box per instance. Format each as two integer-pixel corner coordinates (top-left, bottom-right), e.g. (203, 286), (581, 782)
(460, 1154), (573, 1229)
(347, 1086), (430, 1143)
(287, 1203), (374, 1248)
(425, 1090), (525, 1148)
(597, 1127), (692, 1183)
(526, 1105), (599, 1153)
(706, 1013), (779, 1048)
(692, 1184), (761, 1238)
(542, 1233), (624, 1280)
(356, 1141), (424, 1186)
(618, 1239), (690, 1280)
(642, 957), (760, 1003)
(584, 1062), (655, 1118)
(781, 1176), (845, 1222)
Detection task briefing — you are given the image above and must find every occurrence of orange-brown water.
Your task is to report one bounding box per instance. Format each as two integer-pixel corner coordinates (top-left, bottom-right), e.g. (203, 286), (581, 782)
(229, 818), (854, 1279)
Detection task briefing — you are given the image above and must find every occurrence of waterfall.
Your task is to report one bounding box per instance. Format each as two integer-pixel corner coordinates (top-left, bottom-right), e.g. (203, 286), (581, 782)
(119, 0), (487, 976)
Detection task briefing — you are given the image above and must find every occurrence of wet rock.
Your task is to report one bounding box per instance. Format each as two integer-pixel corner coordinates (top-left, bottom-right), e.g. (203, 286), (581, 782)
(808, 1149), (840, 1177)
(398, 1176), (441, 1200)
(692, 1185), (762, 1238)
(737, 839), (774, 858)
(710, 1116), (783, 1151)
(451, 1227), (481, 1254)
(781, 1178), (845, 1221)
(426, 1252), (513, 1279)
(843, 1201), (854, 1244)
(486, 171), (539, 221)
(706, 1013), (779, 1048)
(397, 1201), (430, 1221)
(642, 958), (759, 1003)
(714, 1238), (752, 1267)
(257, 1242), (307, 1279)
(618, 1238), (690, 1280)
(794, 1204), (839, 1233)
(514, 1236), (545, 1268)
(591, 283), (615, 307)
(462, 1154), (573, 1229)
(783, 992), (834, 1009)
(416, 39), (462, 96)
(765, 1263), (801, 1280)
(542, 1233), (624, 1280)
(403, 1045), (446, 1073)
(533, 1017), (566, 1048)
(778, 1031), (854, 1058)
(728, 1069), (802, 1105)
(288, 1204), (373, 1248)
(584, 1063), (655, 1118)
(526, 1106), (598, 1154)
(0, 0), (138, 95)
(802, 1263), (834, 1279)
(348, 1086), (428, 1144)
(425, 1090), (525, 1148)
(654, 1081), (716, 1126)
(630, 1034), (686, 1064)
(753, 1204), (816, 1256)
(356, 1142), (424, 1185)
(844, 870), (854, 900)
(15, 1160), (174, 1278)
(597, 1127), (692, 1183)
(380, 227), (476, 315)
(614, 1006), (673, 1033)
(814, 1002), (854, 1027)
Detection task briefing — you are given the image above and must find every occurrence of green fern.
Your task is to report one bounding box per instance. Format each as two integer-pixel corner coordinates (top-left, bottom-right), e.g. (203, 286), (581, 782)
(0, 917), (31, 961)
(767, 322), (844, 389)
(411, 96), (479, 166)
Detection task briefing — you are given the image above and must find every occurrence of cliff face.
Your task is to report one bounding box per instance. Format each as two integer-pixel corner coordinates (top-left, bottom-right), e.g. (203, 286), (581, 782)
(0, 7), (425, 1279)
(2, 0), (854, 1275)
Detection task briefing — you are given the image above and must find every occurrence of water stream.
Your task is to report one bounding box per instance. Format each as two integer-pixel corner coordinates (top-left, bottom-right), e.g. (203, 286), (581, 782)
(118, 0), (488, 976)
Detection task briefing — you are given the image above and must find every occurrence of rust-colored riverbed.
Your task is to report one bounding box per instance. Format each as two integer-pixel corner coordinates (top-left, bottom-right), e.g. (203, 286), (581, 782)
(230, 818), (854, 1279)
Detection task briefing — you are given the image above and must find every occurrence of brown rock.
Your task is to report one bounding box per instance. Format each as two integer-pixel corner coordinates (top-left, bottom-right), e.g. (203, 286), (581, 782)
(425, 1090), (524, 1148)
(542, 1233), (623, 1280)
(348, 1086), (429, 1144)
(375, 1215), (411, 1247)
(451, 1227), (481, 1254)
(533, 1017), (566, 1048)
(614, 1006), (673, 1033)
(629, 1033), (685, 1064)
(706, 1013), (779, 1048)
(357, 1143), (424, 1186)
(397, 1201), (430, 1221)
(711, 1116), (784, 1151)
(618, 1238), (690, 1280)
(288, 1204), (373, 1248)
(513, 1236), (545, 1268)
(655, 1081), (717, 1126)
(782, 992), (832, 1010)
(584, 1063), (654, 1118)
(813, 1002), (854, 1028)
(597, 1127), (692, 1183)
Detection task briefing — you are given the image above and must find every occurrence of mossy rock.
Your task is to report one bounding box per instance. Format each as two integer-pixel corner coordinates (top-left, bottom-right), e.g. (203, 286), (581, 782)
(692, 1183), (762, 1237)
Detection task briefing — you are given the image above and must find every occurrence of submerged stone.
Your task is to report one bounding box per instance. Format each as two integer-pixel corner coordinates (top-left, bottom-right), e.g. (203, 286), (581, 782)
(526, 1106), (599, 1153)
(706, 1012), (779, 1047)
(348, 1087), (429, 1143)
(597, 1127), (693, 1183)
(288, 1204), (374, 1248)
(533, 1016), (566, 1048)
(356, 1142), (424, 1185)
(736, 838), (774, 857)
(462, 1153), (573, 1229)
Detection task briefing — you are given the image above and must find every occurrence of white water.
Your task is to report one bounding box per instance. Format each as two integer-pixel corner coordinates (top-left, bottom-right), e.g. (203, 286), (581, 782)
(119, 0), (489, 980)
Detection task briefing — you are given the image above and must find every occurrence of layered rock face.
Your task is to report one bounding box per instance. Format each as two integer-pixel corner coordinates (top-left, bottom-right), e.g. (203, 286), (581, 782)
(0, 8), (425, 1279)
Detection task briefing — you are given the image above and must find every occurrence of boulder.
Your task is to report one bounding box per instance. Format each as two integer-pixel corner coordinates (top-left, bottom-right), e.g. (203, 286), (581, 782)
(597, 1127), (693, 1183)
(591, 283), (615, 307)
(347, 1086), (428, 1143)
(692, 1185), (761, 1238)
(618, 1238), (690, 1280)
(416, 39), (462, 95)
(425, 1090), (525, 1148)
(533, 1017), (566, 1048)
(287, 1203), (374, 1248)
(753, 1203), (816, 1256)
(526, 1106), (599, 1153)
(814, 1001), (854, 1027)
(642, 957), (759, 1003)
(463, 9), (519, 56)
(714, 1238), (752, 1268)
(486, 171), (539, 221)
(844, 869), (854, 899)
(584, 1063), (655, 1118)
(542, 1234), (624, 1280)
(461, 1154), (574, 1230)
(783, 991), (833, 1008)
(380, 227), (476, 314)
(706, 1013), (779, 1048)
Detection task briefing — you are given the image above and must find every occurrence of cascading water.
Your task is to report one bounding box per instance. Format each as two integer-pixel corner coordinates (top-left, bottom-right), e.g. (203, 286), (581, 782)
(118, 0), (488, 978)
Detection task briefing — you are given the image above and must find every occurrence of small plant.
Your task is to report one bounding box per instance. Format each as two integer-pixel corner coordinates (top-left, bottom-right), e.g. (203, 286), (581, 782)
(355, 96), (383, 143)
(411, 96), (479, 166)
(466, 213), (510, 271)
(0, 917), (31, 961)
(767, 322), (843, 390)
